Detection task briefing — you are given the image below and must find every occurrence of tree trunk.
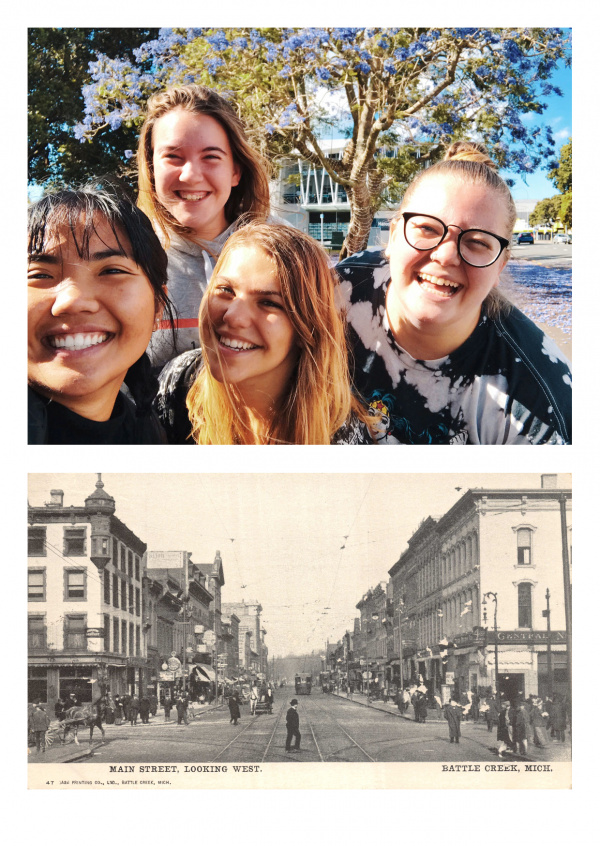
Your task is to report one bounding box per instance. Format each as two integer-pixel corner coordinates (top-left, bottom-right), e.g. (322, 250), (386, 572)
(337, 174), (379, 262)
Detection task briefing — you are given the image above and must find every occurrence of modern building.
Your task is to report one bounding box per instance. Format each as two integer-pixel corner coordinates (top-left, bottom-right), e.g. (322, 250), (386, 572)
(27, 475), (149, 709)
(388, 475), (571, 702)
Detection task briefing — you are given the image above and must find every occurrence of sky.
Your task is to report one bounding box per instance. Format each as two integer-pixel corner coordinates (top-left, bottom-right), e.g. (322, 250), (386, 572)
(28, 472), (571, 658)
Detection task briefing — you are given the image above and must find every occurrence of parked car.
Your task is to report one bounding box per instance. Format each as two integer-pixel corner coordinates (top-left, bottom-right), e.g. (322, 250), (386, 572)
(517, 232), (534, 245)
(553, 233), (571, 244)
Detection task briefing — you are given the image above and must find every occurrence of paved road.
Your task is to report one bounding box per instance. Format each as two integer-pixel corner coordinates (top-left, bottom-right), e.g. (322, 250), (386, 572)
(510, 242), (571, 266)
(36, 692), (504, 764)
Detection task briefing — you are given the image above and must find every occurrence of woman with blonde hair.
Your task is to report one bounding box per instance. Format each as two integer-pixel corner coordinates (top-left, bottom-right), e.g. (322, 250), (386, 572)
(337, 140), (572, 444)
(137, 84), (271, 368)
(155, 222), (371, 444)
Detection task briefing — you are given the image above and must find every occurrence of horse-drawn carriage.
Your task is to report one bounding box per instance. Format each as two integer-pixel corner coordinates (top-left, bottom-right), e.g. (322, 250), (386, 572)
(46, 704), (104, 748)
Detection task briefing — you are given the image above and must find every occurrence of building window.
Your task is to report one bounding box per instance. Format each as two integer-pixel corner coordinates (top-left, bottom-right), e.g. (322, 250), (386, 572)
(135, 556), (140, 581)
(129, 622), (134, 657)
(128, 549), (133, 577)
(28, 527), (46, 556)
(135, 587), (140, 617)
(28, 569), (46, 602)
(121, 619), (127, 654)
(104, 614), (110, 652)
(113, 618), (120, 653)
(112, 573), (119, 608)
(28, 615), (46, 651)
(64, 569), (87, 601)
(517, 528), (533, 565)
(136, 625), (141, 656)
(63, 526), (86, 556)
(129, 583), (134, 615)
(64, 615), (87, 650)
(59, 666), (92, 702)
(121, 579), (127, 611)
(28, 666), (48, 703)
(518, 583), (533, 628)
(104, 569), (111, 604)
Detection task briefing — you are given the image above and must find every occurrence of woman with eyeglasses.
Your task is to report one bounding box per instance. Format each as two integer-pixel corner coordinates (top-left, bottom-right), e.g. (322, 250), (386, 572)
(336, 141), (572, 444)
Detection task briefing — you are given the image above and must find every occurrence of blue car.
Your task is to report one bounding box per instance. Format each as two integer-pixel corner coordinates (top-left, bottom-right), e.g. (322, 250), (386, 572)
(517, 232), (534, 245)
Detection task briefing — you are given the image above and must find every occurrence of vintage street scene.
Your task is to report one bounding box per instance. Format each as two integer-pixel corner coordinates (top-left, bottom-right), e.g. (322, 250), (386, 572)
(27, 473), (571, 768)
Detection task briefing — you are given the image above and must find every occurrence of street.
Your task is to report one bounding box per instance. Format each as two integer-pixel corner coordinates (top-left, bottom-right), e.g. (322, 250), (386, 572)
(31, 691), (565, 765)
(509, 241), (571, 266)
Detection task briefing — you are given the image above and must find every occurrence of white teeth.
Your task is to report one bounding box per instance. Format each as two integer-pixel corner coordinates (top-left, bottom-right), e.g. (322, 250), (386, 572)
(419, 273), (460, 289)
(219, 336), (258, 351)
(48, 333), (109, 351)
(179, 192), (209, 201)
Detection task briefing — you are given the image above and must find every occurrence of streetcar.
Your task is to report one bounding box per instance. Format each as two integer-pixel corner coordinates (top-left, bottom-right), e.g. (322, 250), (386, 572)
(294, 673), (313, 695)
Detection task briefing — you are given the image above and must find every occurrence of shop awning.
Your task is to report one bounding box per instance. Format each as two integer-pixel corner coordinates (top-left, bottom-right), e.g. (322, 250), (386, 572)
(194, 663), (215, 681)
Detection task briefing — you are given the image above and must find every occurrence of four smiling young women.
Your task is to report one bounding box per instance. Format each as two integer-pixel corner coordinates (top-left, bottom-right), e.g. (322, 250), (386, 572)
(27, 87), (572, 445)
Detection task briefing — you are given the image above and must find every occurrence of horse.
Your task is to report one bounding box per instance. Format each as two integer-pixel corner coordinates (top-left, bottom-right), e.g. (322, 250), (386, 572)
(60, 703), (105, 748)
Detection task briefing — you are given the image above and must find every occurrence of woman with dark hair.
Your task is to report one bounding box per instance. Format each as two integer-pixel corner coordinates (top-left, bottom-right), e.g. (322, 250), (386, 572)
(28, 185), (174, 444)
(337, 141), (572, 444)
(137, 84), (272, 369)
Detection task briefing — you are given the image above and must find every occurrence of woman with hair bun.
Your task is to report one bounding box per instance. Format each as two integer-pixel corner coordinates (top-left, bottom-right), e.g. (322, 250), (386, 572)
(155, 222), (371, 444)
(137, 85), (271, 369)
(336, 141), (572, 444)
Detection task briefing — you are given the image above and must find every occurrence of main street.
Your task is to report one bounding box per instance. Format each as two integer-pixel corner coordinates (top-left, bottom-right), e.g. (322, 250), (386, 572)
(37, 692), (506, 765)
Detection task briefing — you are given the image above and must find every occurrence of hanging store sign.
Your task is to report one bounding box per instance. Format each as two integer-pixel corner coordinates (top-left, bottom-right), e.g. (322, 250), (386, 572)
(167, 656), (182, 671)
(494, 630), (567, 645)
(86, 628), (105, 638)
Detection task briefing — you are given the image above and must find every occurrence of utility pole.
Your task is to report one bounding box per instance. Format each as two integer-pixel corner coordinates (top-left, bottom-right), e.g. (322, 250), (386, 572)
(542, 588), (553, 698)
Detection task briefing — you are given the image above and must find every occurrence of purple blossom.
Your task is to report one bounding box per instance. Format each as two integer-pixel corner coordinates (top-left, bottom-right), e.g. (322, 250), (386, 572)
(124, 149), (134, 159)
(355, 61), (371, 74)
(316, 67), (332, 81)
(206, 31), (230, 52)
(383, 60), (397, 75)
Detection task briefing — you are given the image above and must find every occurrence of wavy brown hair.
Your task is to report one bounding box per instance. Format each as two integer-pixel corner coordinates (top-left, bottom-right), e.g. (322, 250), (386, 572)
(186, 223), (366, 444)
(137, 85), (271, 246)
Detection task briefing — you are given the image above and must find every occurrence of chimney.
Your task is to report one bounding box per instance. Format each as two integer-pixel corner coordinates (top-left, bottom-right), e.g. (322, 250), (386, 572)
(541, 474), (557, 489)
(46, 489), (64, 507)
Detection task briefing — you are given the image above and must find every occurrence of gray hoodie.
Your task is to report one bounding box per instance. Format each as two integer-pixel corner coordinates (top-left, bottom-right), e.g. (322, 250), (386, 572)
(147, 223), (237, 369)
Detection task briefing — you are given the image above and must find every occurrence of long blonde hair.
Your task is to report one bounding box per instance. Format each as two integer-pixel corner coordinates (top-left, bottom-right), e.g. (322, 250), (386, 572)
(137, 85), (271, 246)
(397, 140), (514, 318)
(186, 223), (364, 444)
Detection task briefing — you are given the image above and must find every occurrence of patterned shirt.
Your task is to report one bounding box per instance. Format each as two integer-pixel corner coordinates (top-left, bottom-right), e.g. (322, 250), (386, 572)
(336, 249), (572, 444)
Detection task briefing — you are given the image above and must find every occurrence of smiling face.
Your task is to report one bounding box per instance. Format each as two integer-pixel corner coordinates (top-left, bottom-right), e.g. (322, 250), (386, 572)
(28, 217), (159, 420)
(203, 244), (299, 407)
(152, 108), (241, 240)
(386, 174), (509, 357)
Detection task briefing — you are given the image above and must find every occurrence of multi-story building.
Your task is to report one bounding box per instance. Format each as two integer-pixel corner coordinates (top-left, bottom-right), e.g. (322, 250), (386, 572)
(222, 601), (267, 677)
(221, 613), (241, 681)
(28, 475), (149, 709)
(388, 475), (571, 702)
(355, 583), (389, 693)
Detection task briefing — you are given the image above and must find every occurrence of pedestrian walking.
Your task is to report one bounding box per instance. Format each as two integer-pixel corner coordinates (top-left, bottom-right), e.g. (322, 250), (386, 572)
(129, 694), (140, 725)
(471, 690), (480, 723)
(163, 695), (172, 721)
(228, 693), (241, 726)
(549, 694), (567, 742)
(54, 698), (66, 722)
(250, 684), (259, 716)
(531, 698), (549, 747)
(114, 696), (123, 726)
(30, 702), (50, 754)
(89, 700), (106, 746)
(510, 701), (528, 755)
(150, 694), (158, 717)
(265, 683), (274, 714)
(444, 698), (462, 744)
(139, 695), (151, 724)
(497, 700), (513, 758)
(486, 696), (500, 732)
(176, 693), (189, 725)
(285, 699), (301, 752)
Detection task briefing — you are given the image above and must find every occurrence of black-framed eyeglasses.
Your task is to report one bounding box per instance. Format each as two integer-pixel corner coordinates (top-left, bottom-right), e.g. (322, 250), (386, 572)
(402, 212), (509, 268)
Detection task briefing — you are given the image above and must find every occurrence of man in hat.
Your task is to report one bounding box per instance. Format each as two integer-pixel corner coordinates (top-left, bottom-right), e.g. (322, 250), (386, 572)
(285, 699), (301, 753)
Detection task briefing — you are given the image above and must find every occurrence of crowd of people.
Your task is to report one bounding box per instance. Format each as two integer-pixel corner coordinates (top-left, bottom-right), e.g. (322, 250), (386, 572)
(28, 84), (571, 445)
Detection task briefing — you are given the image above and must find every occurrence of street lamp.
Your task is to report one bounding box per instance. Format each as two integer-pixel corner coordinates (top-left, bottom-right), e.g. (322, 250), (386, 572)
(482, 592), (499, 697)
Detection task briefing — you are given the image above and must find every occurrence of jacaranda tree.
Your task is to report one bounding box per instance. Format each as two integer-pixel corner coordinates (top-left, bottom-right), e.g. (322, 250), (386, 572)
(74, 27), (571, 258)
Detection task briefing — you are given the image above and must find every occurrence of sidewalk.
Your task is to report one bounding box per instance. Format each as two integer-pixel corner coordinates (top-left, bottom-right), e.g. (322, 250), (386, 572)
(332, 691), (571, 764)
(27, 702), (224, 765)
